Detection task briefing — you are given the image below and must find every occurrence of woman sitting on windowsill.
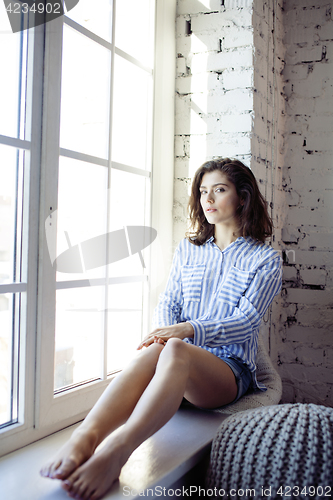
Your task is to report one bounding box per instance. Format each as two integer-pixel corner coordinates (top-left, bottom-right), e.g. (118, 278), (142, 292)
(40, 158), (282, 500)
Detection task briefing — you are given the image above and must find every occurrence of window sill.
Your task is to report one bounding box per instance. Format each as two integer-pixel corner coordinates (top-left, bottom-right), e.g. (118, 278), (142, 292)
(0, 406), (228, 499)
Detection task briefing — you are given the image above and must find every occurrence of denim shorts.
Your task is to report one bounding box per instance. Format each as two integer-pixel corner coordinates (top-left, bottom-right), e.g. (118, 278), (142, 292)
(222, 356), (252, 403)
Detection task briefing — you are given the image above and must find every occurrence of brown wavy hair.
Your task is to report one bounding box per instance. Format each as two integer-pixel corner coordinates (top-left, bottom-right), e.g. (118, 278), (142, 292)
(186, 158), (273, 245)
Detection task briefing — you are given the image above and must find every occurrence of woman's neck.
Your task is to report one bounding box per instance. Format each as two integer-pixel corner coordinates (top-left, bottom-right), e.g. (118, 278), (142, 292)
(213, 225), (241, 251)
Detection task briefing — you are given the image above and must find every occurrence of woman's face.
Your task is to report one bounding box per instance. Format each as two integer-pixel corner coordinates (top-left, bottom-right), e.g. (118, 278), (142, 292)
(199, 170), (241, 228)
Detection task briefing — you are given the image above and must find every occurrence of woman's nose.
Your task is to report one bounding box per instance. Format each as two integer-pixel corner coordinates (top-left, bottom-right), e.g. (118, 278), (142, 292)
(207, 191), (214, 203)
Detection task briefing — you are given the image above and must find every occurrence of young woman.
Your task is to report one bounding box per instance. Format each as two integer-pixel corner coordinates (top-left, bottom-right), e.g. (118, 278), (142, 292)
(40, 158), (282, 500)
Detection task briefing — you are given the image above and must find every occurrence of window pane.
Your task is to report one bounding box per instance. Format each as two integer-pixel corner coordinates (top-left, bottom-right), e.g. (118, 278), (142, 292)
(112, 56), (153, 170)
(55, 286), (105, 391)
(60, 25), (111, 158)
(0, 293), (19, 426)
(0, 145), (23, 285)
(56, 156), (108, 282)
(0, 31), (26, 138)
(108, 169), (149, 277)
(65, 0), (113, 43)
(107, 282), (143, 372)
(115, 0), (154, 67)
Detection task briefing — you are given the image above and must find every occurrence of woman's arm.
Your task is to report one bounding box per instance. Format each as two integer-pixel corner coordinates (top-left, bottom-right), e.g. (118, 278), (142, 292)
(137, 322), (194, 349)
(188, 253), (282, 348)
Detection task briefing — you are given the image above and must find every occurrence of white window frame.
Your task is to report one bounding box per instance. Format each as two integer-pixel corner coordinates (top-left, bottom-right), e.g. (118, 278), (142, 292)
(0, 0), (176, 457)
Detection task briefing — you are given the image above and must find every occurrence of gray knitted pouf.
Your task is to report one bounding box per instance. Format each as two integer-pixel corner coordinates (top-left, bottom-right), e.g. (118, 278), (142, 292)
(206, 404), (333, 498)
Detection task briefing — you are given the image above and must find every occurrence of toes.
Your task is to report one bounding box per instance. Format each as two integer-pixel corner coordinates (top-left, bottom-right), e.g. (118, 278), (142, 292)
(40, 462), (58, 478)
(51, 458), (77, 479)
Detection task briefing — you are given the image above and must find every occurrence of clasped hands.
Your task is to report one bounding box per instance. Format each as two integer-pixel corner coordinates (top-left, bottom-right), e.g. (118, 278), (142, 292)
(137, 322), (194, 350)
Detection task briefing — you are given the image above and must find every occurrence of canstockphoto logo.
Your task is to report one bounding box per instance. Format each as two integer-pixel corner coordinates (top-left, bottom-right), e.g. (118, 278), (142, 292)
(3, 0), (80, 33)
(45, 210), (158, 273)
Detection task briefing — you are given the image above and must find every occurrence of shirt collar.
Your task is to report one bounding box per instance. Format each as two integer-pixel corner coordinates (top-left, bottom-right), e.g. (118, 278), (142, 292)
(205, 235), (251, 251)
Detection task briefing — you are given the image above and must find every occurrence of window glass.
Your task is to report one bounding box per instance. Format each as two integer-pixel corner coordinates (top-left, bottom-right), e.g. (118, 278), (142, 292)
(108, 168), (149, 276)
(0, 145), (22, 285)
(107, 282), (143, 373)
(60, 25), (111, 159)
(56, 156), (108, 282)
(0, 293), (20, 426)
(55, 286), (104, 391)
(115, 0), (154, 67)
(65, 0), (113, 43)
(0, 32), (22, 138)
(112, 55), (153, 170)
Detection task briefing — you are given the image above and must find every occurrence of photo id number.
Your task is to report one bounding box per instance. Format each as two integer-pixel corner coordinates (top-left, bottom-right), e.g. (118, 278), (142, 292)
(6, 2), (62, 15)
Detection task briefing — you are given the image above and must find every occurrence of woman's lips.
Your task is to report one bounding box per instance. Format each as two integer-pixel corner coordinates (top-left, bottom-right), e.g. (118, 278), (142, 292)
(206, 208), (217, 212)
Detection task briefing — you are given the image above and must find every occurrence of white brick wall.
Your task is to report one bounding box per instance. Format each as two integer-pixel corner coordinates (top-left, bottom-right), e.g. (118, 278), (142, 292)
(174, 0), (333, 407)
(174, 0), (255, 244)
(278, 0), (333, 407)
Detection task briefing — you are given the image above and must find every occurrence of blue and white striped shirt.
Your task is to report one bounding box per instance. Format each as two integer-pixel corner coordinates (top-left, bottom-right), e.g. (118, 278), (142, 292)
(153, 236), (282, 390)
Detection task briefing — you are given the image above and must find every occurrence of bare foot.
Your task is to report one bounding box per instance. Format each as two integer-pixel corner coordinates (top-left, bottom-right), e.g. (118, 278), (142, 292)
(61, 435), (131, 500)
(40, 427), (99, 480)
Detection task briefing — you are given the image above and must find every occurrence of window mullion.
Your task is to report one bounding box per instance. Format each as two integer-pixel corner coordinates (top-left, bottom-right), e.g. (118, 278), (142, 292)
(35, 14), (64, 429)
(102, 0), (117, 380)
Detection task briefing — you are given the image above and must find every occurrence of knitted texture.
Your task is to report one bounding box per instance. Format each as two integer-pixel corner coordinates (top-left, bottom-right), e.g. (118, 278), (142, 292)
(214, 333), (282, 415)
(207, 404), (333, 497)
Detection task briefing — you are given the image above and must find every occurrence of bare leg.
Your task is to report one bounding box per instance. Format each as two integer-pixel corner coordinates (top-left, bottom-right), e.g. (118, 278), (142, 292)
(62, 339), (237, 500)
(40, 343), (164, 480)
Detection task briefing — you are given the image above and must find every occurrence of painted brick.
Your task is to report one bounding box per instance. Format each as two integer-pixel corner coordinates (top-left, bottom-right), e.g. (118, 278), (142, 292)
(295, 5), (330, 27)
(283, 266), (297, 281)
(317, 22), (333, 42)
(223, 68), (253, 89)
(176, 76), (192, 95)
(284, 0), (329, 9)
(286, 325), (332, 344)
(286, 207), (330, 227)
(176, 57), (187, 76)
(285, 288), (333, 306)
(324, 349), (333, 368)
(298, 306), (333, 329)
(174, 157), (190, 178)
(223, 27), (253, 49)
(282, 63), (312, 81)
(194, 47), (253, 73)
(284, 25), (315, 45)
(281, 227), (298, 244)
(188, 33), (221, 53)
(191, 11), (252, 34)
(176, 35), (191, 57)
(315, 94), (333, 114)
(280, 363), (333, 385)
(220, 113), (252, 133)
(309, 232), (333, 250)
(177, 0), (221, 15)
(300, 268), (326, 286)
(209, 133), (252, 155)
(285, 96), (316, 114)
(287, 45), (325, 65)
(292, 75), (323, 99)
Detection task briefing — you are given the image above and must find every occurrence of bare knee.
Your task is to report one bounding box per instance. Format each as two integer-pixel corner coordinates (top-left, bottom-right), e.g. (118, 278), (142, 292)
(128, 343), (164, 374)
(159, 338), (190, 365)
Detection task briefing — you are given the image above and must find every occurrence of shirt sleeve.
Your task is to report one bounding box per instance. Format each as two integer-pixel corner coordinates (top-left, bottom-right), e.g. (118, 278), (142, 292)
(188, 252), (282, 347)
(152, 243), (184, 328)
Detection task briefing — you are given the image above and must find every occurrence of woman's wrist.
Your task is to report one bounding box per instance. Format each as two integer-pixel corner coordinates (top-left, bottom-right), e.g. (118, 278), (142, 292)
(185, 322), (194, 339)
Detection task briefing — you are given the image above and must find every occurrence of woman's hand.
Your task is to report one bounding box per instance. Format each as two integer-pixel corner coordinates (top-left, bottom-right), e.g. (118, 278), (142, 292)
(137, 322), (194, 350)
